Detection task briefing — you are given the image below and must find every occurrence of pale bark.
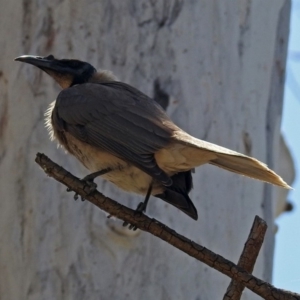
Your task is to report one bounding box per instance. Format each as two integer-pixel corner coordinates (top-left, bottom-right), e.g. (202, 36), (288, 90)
(0, 1), (291, 299)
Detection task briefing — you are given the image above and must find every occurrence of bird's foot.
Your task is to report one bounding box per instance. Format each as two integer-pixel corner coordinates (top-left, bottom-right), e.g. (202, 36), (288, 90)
(135, 201), (147, 213)
(122, 201), (146, 231)
(122, 222), (138, 231)
(66, 176), (98, 201)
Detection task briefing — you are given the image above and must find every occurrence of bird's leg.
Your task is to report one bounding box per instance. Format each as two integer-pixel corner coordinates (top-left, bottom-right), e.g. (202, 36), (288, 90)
(136, 182), (153, 213)
(123, 182), (153, 230)
(67, 168), (111, 201)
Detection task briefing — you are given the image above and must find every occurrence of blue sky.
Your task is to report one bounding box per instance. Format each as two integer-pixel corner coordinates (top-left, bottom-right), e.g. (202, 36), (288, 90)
(273, 1), (300, 293)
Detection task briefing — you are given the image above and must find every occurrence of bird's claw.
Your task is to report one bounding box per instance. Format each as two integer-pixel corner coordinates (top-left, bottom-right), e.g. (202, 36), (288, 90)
(122, 202), (146, 230)
(122, 221), (138, 231)
(66, 179), (98, 202)
(129, 224), (138, 230)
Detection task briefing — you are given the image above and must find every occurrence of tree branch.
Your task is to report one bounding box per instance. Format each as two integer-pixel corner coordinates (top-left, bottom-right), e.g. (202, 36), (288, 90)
(35, 153), (300, 300)
(223, 216), (268, 299)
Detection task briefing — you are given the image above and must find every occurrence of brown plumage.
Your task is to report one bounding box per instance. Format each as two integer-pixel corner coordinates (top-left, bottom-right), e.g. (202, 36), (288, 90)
(15, 55), (291, 221)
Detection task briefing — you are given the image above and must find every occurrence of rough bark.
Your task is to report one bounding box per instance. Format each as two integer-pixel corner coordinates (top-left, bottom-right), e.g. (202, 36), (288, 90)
(223, 216), (268, 299)
(0, 1), (291, 299)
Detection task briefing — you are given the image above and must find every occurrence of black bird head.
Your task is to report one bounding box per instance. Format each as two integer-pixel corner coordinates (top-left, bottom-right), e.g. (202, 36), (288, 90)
(15, 55), (97, 89)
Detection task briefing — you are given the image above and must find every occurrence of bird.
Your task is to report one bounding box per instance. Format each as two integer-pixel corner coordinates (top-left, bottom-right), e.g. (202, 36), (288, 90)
(15, 54), (290, 222)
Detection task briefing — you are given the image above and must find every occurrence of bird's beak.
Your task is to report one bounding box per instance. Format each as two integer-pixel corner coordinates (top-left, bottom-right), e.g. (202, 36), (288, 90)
(15, 55), (74, 89)
(14, 55), (57, 70)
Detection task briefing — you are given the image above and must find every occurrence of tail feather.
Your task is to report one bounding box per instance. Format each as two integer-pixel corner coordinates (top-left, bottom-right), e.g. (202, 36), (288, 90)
(172, 131), (291, 189)
(209, 153), (291, 189)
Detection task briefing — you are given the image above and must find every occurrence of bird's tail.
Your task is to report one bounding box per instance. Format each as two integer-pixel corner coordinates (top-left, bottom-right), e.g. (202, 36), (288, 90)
(169, 131), (291, 189)
(209, 152), (290, 189)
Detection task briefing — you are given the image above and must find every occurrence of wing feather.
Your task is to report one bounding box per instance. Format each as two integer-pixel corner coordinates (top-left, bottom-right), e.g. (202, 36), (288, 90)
(54, 81), (175, 185)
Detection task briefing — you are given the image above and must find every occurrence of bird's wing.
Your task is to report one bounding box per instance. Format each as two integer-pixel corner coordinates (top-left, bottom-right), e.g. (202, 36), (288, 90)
(53, 81), (178, 185)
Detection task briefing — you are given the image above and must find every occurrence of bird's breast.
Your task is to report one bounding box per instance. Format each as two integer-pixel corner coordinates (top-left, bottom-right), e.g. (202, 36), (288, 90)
(62, 132), (164, 195)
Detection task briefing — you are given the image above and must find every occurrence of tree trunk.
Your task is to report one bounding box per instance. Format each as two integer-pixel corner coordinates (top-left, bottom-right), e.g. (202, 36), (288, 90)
(0, 0), (290, 299)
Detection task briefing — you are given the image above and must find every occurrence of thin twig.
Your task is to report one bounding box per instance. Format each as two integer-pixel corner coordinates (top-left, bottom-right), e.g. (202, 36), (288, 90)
(223, 216), (268, 299)
(35, 153), (300, 300)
